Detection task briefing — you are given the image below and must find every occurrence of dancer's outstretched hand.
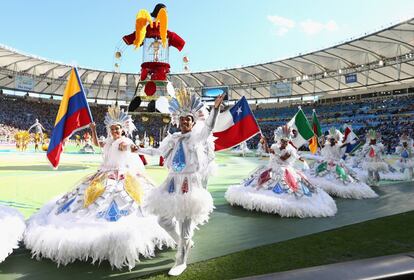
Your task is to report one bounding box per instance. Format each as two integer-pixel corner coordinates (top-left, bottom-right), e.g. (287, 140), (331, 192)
(214, 94), (225, 109)
(130, 144), (139, 153)
(118, 142), (128, 151)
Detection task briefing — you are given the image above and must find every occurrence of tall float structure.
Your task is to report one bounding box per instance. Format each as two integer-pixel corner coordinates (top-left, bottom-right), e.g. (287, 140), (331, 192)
(122, 3), (185, 111)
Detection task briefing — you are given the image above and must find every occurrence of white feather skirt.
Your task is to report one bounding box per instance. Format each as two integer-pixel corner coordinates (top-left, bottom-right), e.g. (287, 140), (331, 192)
(352, 166), (410, 182)
(306, 174), (378, 199)
(0, 205), (26, 263)
(24, 171), (174, 270)
(225, 185), (337, 218)
(224, 165), (337, 218)
(362, 161), (389, 172)
(145, 173), (214, 226)
(395, 158), (414, 169)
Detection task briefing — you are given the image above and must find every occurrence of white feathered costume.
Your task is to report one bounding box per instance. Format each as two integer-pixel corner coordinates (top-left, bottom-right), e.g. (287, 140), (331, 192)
(353, 129), (390, 186)
(306, 127), (378, 199)
(139, 88), (219, 276)
(394, 134), (414, 180)
(24, 105), (174, 269)
(225, 126), (337, 218)
(0, 205), (26, 263)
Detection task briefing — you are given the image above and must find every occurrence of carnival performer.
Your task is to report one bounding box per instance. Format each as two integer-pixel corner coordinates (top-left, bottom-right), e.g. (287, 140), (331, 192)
(255, 137), (268, 157)
(143, 133), (150, 148)
(306, 127), (378, 199)
(232, 141), (250, 157)
(28, 119), (46, 138)
(14, 131), (30, 152)
(75, 134), (81, 147)
(80, 131), (95, 153)
(135, 135), (148, 166)
(225, 126), (337, 218)
(24, 105), (174, 269)
(394, 134), (414, 180)
(239, 141), (250, 157)
(0, 205), (26, 263)
(138, 88), (224, 276)
(33, 133), (42, 152)
(359, 129), (388, 186)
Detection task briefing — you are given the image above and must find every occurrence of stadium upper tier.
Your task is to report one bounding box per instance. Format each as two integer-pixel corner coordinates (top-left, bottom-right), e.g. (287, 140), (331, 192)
(0, 18), (413, 101)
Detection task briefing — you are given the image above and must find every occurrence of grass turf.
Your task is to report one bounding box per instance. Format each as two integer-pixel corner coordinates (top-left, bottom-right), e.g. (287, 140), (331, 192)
(142, 210), (414, 280)
(1, 145), (413, 280)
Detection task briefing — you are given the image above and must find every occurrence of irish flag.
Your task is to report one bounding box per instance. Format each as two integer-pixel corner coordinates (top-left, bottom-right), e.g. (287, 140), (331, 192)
(287, 108), (317, 153)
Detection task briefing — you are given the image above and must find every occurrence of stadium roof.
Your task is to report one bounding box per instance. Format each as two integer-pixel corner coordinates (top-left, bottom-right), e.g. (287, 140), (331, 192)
(0, 17), (413, 101)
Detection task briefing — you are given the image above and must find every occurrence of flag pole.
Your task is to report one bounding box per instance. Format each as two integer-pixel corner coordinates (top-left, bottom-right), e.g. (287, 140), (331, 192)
(312, 109), (322, 148)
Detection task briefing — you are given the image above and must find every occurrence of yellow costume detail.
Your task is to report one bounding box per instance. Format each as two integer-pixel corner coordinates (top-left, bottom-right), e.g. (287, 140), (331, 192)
(155, 8), (168, 48)
(84, 174), (106, 208)
(133, 7), (168, 49)
(14, 130), (30, 151)
(175, 87), (190, 108)
(34, 133), (41, 143)
(134, 9), (153, 48)
(124, 173), (143, 205)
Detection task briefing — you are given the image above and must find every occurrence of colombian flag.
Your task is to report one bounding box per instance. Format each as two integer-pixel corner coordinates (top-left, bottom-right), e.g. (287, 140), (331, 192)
(47, 68), (93, 168)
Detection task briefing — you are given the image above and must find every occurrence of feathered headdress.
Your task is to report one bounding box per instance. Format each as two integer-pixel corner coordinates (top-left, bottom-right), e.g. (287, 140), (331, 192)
(104, 104), (136, 137)
(400, 133), (413, 145)
(274, 125), (291, 142)
(327, 127), (342, 141)
(366, 129), (379, 140)
(168, 87), (207, 126)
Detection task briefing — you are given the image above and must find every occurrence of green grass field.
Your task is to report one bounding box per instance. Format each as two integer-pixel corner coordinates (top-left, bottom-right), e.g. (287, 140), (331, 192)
(1, 144), (414, 280)
(143, 210), (414, 280)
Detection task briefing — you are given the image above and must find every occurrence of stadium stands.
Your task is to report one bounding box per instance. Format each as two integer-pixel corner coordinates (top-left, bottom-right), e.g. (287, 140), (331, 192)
(0, 91), (413, 152)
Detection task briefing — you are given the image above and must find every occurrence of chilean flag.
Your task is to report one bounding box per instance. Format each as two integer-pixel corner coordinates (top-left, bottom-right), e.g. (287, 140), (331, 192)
(213, 96), (260, 151)
(342, 125), (361, 158)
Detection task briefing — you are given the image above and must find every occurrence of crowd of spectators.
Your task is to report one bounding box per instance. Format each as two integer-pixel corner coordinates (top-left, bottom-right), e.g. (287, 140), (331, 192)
(0, 124), (18, 143)
(0, 95), (108, 137)
(0, 95), (169, 147)
(248, 94), (414, 153)
(0, 92), (413, 153)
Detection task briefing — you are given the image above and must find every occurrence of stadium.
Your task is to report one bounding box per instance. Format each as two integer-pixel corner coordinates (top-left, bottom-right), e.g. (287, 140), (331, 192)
(0, 2), (414, 280)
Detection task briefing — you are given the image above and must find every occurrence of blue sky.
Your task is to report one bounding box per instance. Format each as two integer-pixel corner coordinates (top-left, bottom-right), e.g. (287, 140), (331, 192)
(1, 0), (413, 74)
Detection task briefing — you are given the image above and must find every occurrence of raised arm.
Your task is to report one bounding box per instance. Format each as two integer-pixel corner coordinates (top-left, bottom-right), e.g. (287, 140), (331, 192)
(205, 95), (224, 130)
(280, 152), (291, 161)
(28, 124), (36, 132)
(339, 142), (348, 149)
(89, 123), (103, 147)
(198, 94), (224, 140)
(261, 135), (274, 154)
